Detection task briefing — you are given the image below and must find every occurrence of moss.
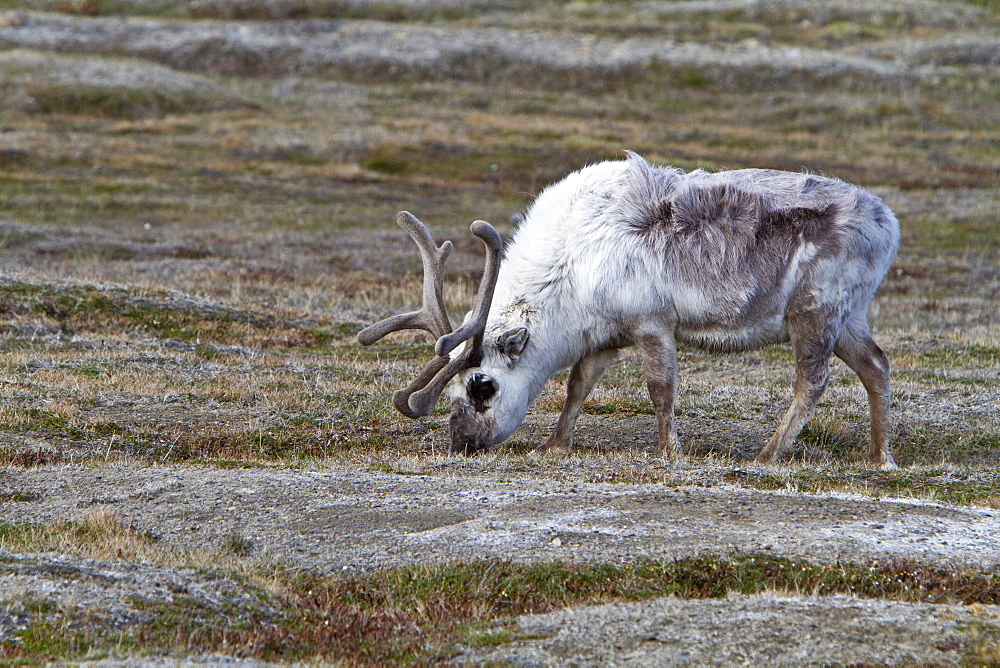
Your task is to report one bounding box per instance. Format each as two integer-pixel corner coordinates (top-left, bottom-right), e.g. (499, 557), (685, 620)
(0, 229), (42, 249)
(30, 84), (210, 120)
(0, 280), (353, 348)
(0, 491), (41, 503)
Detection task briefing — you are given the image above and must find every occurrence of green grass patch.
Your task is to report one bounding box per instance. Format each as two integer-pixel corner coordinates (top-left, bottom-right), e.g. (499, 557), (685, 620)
(4, 553), (1000, 662)
(68, 241), (136, 261)
(460, 621), (527, 648)
(28, 83), (237, 120)
(0, 408), (139, 455)
(914, 344), (1000, 369)
(221, 533), (255, 556)
(337, 340), (434, 365)
(0, 228), (42, 249)
(362, 140), (623, 191)
(583, 402), (653, 416)
(0, 446), (72, 467)
(724, 469), (788, 490)
(894, 369), (988, 387)
(4, 612), (134, 663)
(0, 279), (353, 349)
(963, 619), (1000, 665)
(895, 427), (1000, 468)
(743, 468), (1000, 507)
(182, 0), (482, 22)
(958, 0), (1000, 11)
(0, 490), (41, 503)
(0, 515), (155, 553)
(796, 422), (859, 458)
(0, 407), (403, 466)
(158, 426), (359, 462)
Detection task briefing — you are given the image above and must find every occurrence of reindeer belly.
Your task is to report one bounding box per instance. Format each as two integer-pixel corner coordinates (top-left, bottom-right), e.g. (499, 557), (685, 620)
(670, 282), (793, 353)
(675, 318), (789, 353)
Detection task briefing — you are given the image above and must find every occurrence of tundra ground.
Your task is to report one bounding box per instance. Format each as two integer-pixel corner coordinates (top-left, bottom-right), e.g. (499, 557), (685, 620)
(1, 0), (999, 663)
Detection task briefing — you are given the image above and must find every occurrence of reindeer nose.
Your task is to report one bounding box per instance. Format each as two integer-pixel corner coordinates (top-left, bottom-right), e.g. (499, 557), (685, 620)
(450, 440), (474, 456)
(468, 373), (497, 404)
(449, 431), (484, 456)
(449, 403), (489, 456)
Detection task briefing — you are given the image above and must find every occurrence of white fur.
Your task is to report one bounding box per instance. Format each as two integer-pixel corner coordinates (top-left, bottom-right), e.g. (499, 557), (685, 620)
(449, 152), (900, 451)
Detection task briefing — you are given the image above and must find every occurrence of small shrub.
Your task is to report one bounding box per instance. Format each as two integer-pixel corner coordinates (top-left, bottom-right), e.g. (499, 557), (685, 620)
(222, 533), (254, 556)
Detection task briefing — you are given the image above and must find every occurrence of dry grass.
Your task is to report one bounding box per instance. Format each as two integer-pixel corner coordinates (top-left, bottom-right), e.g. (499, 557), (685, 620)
(1, 508), (157, 558)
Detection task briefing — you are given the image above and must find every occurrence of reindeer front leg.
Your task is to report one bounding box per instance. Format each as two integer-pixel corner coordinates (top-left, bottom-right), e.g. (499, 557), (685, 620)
(538, 349), (619, 451)
(636, 327), (682, 456)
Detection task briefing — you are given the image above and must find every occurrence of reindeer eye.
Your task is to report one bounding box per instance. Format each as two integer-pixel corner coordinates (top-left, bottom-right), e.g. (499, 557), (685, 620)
(468, 373), (496, 403)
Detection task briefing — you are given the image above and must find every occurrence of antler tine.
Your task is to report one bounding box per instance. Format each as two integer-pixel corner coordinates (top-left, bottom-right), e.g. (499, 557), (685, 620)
(399, 341), (480, 417)
(357, 211), (453, 346)
(435, 221), (503, 358)
(391, 355), (450, 418)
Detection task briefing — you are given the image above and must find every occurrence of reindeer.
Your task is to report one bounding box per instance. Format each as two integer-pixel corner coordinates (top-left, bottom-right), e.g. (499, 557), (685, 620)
(359, 152), (900, 470)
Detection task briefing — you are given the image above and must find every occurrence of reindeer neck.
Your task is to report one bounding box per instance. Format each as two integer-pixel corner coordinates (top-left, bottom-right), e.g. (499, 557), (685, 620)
(488, 285), (595, 407)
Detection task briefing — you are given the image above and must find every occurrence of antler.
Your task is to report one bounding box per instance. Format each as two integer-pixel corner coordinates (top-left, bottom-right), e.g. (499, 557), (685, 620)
(358, 211), (502, 418)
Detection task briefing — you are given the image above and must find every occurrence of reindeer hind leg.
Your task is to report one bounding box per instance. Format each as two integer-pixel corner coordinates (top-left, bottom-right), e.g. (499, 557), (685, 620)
(834, 317), (896, 470)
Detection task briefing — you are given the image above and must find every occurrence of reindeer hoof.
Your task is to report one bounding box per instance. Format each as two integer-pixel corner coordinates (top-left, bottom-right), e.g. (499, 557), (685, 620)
(536, 438), (571, 453)
(872, 457), (899, 472)
(655, 444), (685, 458)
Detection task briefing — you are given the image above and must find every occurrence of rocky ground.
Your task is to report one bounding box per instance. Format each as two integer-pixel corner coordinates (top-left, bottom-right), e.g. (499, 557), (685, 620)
(4, 450), (1000, 664)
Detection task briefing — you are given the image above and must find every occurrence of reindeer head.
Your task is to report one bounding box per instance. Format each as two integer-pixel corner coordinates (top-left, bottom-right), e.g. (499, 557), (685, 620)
(358, 211), (519, 455)
(446, 325), (531, 454)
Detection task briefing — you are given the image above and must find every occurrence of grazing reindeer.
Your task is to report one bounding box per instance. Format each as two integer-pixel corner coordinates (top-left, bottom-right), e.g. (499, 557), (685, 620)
(360, 152), (900, 469)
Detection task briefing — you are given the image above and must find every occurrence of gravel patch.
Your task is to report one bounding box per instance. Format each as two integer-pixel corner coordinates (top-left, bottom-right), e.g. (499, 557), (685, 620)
(4, 464), (1000, 572)
(458, 592), (996, 666)
(0, 550), (274, 652)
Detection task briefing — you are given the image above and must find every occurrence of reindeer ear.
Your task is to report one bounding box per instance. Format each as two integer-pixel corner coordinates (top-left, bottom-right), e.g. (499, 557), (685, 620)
(497, 327), (529, 356)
